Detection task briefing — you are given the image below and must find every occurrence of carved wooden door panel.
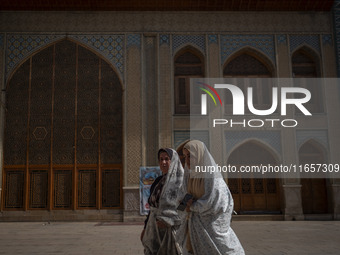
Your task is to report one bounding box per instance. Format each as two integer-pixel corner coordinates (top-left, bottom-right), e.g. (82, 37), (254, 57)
(2, 39), (122, 211)
(229, 177), (280, 213)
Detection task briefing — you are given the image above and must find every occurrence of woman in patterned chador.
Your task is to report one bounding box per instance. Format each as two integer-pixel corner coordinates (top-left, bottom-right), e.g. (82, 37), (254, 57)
(141, 148), (185, 255)
(182, 140), (245, 255)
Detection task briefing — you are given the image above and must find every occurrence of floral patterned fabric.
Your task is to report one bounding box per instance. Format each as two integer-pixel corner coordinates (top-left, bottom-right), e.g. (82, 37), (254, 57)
(183, 140), (245, 255)
(142, 149), (185, 255)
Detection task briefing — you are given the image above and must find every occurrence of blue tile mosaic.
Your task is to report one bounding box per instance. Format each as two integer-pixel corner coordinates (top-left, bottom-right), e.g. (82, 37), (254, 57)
(225, 130), (281, 159)
(127, 34), (141, 48)
(70, 34), (124, 76)
(289, 35), (320, 55)
(6, 34), (63, 80)
(160, 34), (170, 46)
(172, 35), (206, 55)
(220, 34), (275, 65)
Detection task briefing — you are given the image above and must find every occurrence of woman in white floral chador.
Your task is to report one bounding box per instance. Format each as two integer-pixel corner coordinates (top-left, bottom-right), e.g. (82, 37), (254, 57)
(141, 148), (185, 255)
(182, 140), (245, 255)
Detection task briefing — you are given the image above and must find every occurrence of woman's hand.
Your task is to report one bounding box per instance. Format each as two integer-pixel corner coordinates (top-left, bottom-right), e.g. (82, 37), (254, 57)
(156, 220), (168, 228)
(140, 229), (145, 242)
(185, 199), (194, 212)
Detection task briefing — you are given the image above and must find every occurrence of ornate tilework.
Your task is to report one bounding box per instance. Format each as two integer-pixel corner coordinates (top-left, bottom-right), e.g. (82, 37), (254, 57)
(220, 34), (275, 65)
(277, 35), (287, 45)
(225, 131), (281, 159)
(127, 34), (141, 48)
(6, 34), (125, 81)
(289, 35), (320, 55)
(322, 34), (333, 46)
(208, 35), (218, 45)
(6, 34), (63, 80)
(296, 130), (328, 151)
(172, 35), (206, 55)
(70, 34), (124, 76)
(174, 130), (209, 149)
(160, 34), (170, 46)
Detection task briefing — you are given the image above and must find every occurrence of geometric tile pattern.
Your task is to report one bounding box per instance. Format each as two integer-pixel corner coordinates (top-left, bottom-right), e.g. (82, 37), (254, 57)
(289, 34), (320, 55)
(6, 34), (125, 81)
(333, 0), (340, 77)
(220, 34), (275, 64)
(208, 34), (218, 44)
(225, 130), (282, 159)
(159, 34), (170, 46)
(172, 35), (206, 55)
(127, 34), (141, 48)
(277, 35), (287, 45)
(296, 130), (328, 151)
(174, 130), (210, 150)
(70, 34), (124, 76)
(6, 34), (63, 80)
(322, 34), (333, 46)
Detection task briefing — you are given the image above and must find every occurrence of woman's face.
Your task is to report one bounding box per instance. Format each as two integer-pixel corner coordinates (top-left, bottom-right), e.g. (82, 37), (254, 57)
(183, 148), (197, 170)
(159, 152), (171, 174)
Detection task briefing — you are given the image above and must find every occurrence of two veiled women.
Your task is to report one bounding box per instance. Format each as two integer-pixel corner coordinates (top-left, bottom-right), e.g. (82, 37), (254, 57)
(182, 140), (245, 255)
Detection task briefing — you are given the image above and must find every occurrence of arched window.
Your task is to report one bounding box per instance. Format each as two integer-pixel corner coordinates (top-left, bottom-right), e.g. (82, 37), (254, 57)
(223, 50), (274, 113)
(292, 48), (319, 78)
(292, 48), (323, 113)
(174, 48), (204, 114)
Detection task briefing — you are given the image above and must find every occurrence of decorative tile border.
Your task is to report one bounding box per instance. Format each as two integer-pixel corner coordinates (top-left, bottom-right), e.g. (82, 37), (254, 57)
(277, 35), (287, 45)
(225, 130), (281, 159)
(172, 35), (206, 55)
(70, 34), (124, 76)
(289, 35), (320, 55)
(6, 34), (125, 81)
(6, 34), (63, 79)
(208, 34), (218, 45)
(174, 130), (209, 149)
(322, 34), (333, 46)
(220, 34), (275, 65)
(296, 130), (328, 151)
(159, 34), (170, 46)
(127, 34), (141, 48)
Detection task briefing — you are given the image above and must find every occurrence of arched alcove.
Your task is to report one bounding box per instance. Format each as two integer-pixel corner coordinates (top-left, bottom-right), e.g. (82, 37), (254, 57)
(2, 39), (123, 211)
(174, 46), (205, 114)
(292, 46), (323, 113)
(223, 48), (275, 113)
(228, 140), (281, 214)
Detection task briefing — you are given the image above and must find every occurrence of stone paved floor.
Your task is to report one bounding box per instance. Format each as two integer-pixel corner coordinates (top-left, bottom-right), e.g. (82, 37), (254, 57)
(0, 221), (339, 254)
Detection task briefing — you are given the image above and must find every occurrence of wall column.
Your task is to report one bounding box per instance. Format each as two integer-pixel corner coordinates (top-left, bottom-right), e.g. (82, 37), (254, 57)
(123, 34), (143, 221)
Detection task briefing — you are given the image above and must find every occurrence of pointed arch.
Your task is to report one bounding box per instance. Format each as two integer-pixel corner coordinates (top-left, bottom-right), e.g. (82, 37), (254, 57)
(3, 39), (123, 211)
(174, 45), (205, 114)
(6, 37), (124, 88)
(227, 140), (281, 214)
(223, 47), (275, 77)
(298, 139), (328, 161)
(291, 46), (324, 113)
(222, 47), (276, 114)
(173, 44), (205, 60)
(227, 138), (281, 164)
(292, 45), (321, 78)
